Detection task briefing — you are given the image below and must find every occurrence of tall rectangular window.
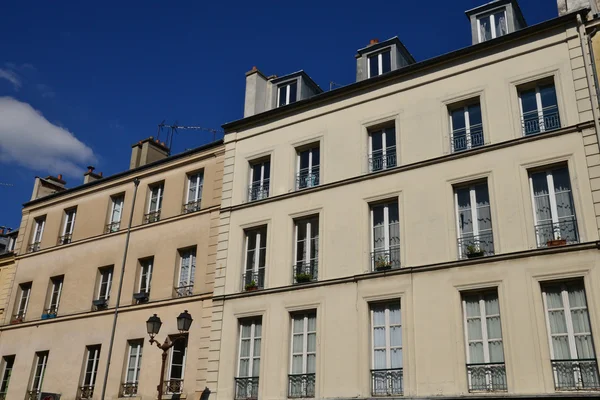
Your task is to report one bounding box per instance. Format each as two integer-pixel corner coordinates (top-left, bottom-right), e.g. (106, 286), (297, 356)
(293, 217), (319, 283)
(97, 266), (113, 302)
(166, 336), (187, 394)
(519, 80), (560, 135)
(368, 49), (392, 78)
(296, 146), (320, 190)
(0, 356), (14, 398)
(29, 216), (45, 252)
(107, 194), (124, 233)
(542, 280), (600, 390)
(28, 351), (49, 397)
(13, 282), (31, 322)
(184, 171), (204, 213)
(477, 10), (507, 42)
(79, 345), (101, 400)
(288, 312), (316, 398)
(248, 159), (270, 201)
(45, 275), (63, 317)
(145, 183), (164, 223)
(139, 258), (153, 295)
(455, 182), (494, 259)
(370, 302), (403, 396)
(176, 248), (196, 297)
(121, 340), (143, 397)
(450, 102), (484, 152)
(278, 81), (298, 107)
(59, 208), (76, 245)
(235, 319), (261, 400)
(529, 166), (578, 247)
(462, 291), (507, 392)
(368, 126), (396, 172)
(371, 201), (400, 271)
(243, 227), (267, 291)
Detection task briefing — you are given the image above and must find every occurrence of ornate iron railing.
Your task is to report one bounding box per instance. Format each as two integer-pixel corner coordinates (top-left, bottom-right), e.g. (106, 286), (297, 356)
(182, 200), (202, 214)
(371, 368), (403, 396)
(105, 221), (120, 233)
(28, 242), (40, 252)
(371, 248), (401, 272)
(242, 270), (265, 292)
(0, 393), (6, 400)
(521, 105), (561, 136)
(248, 180), (270, 202)
(466, 362), (507, 392)
(369, 147), (397, 173)
(288, 373), (315, 398)
(175, 284), (194, 297)
(165, 378), (183, 394)
(58, 234), (72, 245)
(11, 313), (25, 324)
(457, 231), (494, 259)
(121, 381), (138, 397)
(451, 124), (485, 153)
(293, 260), (318, 283)
(235, 377), (259, 400)
(296, 168), (320, 190)
(144, 210), (161, 224)
(42, 307), (58, 319)
(551, 359), (600, 390)
(535, 217), (578, 248)
(26, 389), (40, 400)
(77, 385), (95, 399)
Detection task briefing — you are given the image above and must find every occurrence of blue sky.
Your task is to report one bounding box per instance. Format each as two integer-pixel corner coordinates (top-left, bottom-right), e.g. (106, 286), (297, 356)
(0, 0), (558, 229)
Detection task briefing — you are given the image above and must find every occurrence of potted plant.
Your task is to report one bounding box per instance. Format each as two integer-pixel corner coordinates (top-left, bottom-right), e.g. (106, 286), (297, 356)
(375, 256), (392, 271)
(245, 280), (259, 291)
(10, 315), (23, 324)
(295, 272), (312, 283)
(547, 236), (567, 247)
(465, 244), (485, 259)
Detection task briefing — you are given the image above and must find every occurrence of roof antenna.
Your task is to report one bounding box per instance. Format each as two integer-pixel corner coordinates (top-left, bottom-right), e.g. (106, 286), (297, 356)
(329, 81), (344, 91)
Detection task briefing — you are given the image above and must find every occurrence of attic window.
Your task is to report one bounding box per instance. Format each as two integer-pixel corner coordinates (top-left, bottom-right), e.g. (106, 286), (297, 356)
(278, 81), (298, 107)
(368, 49), (391, 78)
(477, 10), (507, 42)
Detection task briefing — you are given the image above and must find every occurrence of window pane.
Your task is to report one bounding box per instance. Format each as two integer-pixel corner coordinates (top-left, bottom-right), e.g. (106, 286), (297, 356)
(390, 326), (402, 347)
(307, 354), (316, 373)
(263, 162), (271, 181)
(468, 104), (482, 126)
(486, 316), (502, 339)
(253, 338), (261, 357)
(299, 150), (310, 170)
(307, 333), (316, 352)
(520, 88), (538, 114)
(540, 84), (558, 109)
(479, 15), (492, 41)
(464, 297), (480, 317)
(372, 307), (385, 326)
(381, 51), (391, 74)
(369, 54), (378, 77)
(552, 336), (571, 359)
(494, 11), (507, 37)
(312, 147), (320, 167)
(467, 318), (483, 340)
(374, 349), (386, 369)
(489, 340), (505, 362)
(388, 303), (401, 324)
(390, 348), (403, 368)
(240, 339), (250, 357)
(278, 86), (286, 107)
(293, 317), (304, 334)
(371, 131), (383, 152)
(292, 355), (303, 374)
(385, 127), (396, 148)
(469, 342), (485, 363)
(451, 109), (466, 133)
(456, 188), (473, 235)
(289, 82), (297, 103)
(575, 335), (596, 358)
(373, 327), (386, 347)
(239, 359), (249, 377)
(531, 172), (552, 222)
(307, 314), (316, 331)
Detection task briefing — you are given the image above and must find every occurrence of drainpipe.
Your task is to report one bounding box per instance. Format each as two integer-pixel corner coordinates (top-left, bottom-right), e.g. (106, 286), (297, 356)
(100, 178), (140, 400)
(577, 13), (600, 146)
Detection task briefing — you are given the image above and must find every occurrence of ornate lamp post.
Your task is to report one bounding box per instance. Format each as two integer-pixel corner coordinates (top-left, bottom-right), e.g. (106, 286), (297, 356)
(146, 310), (193, 399)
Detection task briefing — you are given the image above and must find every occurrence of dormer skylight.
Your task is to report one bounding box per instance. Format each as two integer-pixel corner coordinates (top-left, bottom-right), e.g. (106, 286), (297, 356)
(465, 0), (527, 44)
(278, 81), (298, 107)
(477, 9), (508, 42)
(355, 37), (415, 82)
(368, 49), (392, 78)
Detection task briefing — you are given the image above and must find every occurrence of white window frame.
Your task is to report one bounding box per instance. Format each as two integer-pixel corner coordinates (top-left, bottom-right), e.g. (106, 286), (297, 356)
(461, 293), (503, 364)
(450, 103), (482, 151)
(186, 172), (204, 204)
(98, 268), (113, 301)
(294, 217), (318, 266)
(477, 9), (507, 42)
(167, 336), (187, 383)
(148, 184), (164, 213)
(370, 201), (399, 255)
(237, 320), (261, 378)
(30, 351), (48, 393)
(17, 283), (31, 317)
(139, 259), (153, 293)
(370, 302), (402, 370)
(244, 228), (266, 275)
(368, 127), (396, 171)
(125, 341), (143, 384)
(32, 217), (45, 245)
(277, 82), (297, 106)
(249, 160), (270, 200)
(296, 146), (319, 189)
(367, 50), (391, 78)
(109, 195), (124, 225)
(289, 313), (317, 375)
(62, 209), (76, 237)
(83, 346), (101, 387)
(0, 356), (14, 395)
(48, 276), (63, 312)
(178, 249), (196, 289)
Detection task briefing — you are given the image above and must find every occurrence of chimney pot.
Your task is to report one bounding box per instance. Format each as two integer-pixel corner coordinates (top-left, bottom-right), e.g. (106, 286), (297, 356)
(369, 38), (379, 45)
(251, 66), (258, 71)
(87, 165), (95, 173)
(99, 172), (103, 177)
(57, 174), (63, 180)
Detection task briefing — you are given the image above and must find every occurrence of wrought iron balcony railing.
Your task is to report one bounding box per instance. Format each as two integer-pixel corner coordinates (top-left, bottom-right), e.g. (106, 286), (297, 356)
(248, 180), (270, 202)
(371, 368), (403, 396)
(551, 359), (600, 391)
(105, 221), (120, 233)
(182, 199), (202, 214)
(288, 373), (315, 398)
(235, 377), (259, 400)
(174, 284), (194, 297)
(28, 242), (41, 252)
(42, 307), (58, 319)
(296, 168), (320, 190)
(144, 210), (161, 224)
(77, 384), (95, 400)
(457, 232), (494, 259)
(451, 124), (485, 153)
(165, 379), (183, 394)
(369, 147), (397, 173)
(58, 233), (72, 245)
(26, 389), (40, 400)
(371, 248), (401, 272)
(11, 312), (25, 324)
(535, 217), (578, 248)
(242, 270), (265, 292)
(0, 392), (6, 400)
(521, 105), (561, 136)
(466, 362), (507, 392)
(293, 260), (318, 283)
(121, 381), (138, 397)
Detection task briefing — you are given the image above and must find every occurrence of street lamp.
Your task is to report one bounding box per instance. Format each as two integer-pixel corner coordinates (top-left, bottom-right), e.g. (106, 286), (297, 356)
(147, 311), (193, 399)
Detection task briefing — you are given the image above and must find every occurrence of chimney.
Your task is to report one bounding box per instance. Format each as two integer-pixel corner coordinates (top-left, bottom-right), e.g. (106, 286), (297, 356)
(30, 174), (67, 200)
(83, 165), (103, 184)
(244, 66), (268, 118)
(0, 226), (5, 235)
(130, 137), (170, 169)
(369, 38), (379, 45)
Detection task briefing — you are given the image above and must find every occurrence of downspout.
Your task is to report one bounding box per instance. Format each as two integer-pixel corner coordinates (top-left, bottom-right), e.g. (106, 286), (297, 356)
(577, 13), (600, 145)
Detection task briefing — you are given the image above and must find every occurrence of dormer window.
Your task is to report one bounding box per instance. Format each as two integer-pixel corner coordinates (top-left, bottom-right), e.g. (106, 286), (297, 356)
(477, 9), (507, 42)
(368, 50), (392, 78)
(278, 81), (298, 107)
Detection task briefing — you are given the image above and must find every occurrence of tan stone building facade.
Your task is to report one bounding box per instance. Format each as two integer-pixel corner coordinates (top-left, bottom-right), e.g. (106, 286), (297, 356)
(0, 138), (224, 400)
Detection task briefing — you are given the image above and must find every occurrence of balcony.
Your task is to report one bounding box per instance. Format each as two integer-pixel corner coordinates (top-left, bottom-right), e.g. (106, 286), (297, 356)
(77, 385), (94, 400)
(371, 248), (401, 272)
(105, 221), (120, 233)
(57, 233), (72, 245)
(144, 210), (161, 224)
(175, 285), (194, 297)
(552, 359), (600, 391)
(235, 377), (259, 400)
(371, 368), (403, 396)
(535, 217), (578, 248)
(457, 232), (494, 259)
(27, 242), (40, 252)
(293, 260), (318, 284)
(242, 270), (265, 292)
(466, 363), (507, 392)
(42, 307), (58, 319)
(369, 147), (397, 173)
(182, 200), (202, 214)
(165, 379), (183, 394)
(248, 180), (270, 202)
(296, 167), (320, 190)
(288, 373), (315, 398)
(26, 390), (40, 400)
(10, 313), (25, 324)
(521, 105), (561, 136)
(451, 124), (484, 153)
(0, 393), (6, 400)
(121, 382), (138, 397)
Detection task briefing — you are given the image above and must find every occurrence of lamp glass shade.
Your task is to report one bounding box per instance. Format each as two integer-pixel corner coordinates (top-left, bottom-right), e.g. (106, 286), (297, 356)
(146, 314), (162, 336)
(177, 310), (193, 332)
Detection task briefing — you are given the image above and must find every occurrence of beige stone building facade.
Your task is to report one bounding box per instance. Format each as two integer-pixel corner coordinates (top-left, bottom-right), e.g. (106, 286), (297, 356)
(0, 138), (224, 400)
(207, 5), (600, 400)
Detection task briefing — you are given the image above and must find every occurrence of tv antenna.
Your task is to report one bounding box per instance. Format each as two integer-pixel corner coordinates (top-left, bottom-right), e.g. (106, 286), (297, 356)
(156, 121), (223, 155)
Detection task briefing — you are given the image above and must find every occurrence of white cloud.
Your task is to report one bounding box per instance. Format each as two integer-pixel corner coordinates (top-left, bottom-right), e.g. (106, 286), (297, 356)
(0, 69), (21, 90)
(0, 97), (96, 177)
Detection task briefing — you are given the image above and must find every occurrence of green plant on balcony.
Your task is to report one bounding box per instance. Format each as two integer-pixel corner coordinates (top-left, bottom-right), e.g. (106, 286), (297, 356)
(375, 255), (392, 271)
(295, 272), (312, 283)
(465, 244), (485, 258)
(245, 280), (258, 291)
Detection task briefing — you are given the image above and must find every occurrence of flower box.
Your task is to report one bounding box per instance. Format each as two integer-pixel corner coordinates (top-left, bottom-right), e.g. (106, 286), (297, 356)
(547, 239), (567, 247)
